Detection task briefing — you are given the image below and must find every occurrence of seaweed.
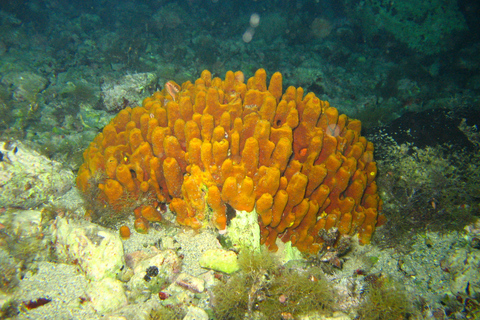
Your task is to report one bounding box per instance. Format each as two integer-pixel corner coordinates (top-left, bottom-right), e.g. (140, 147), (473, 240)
(237, 247), (278, 275)
(357, 274), (417, 319)
(211, 248), (335, 319)
(148, 304), (184, 320)
(211, 272), (250, 320)
(373, 142), (480, 250)
(260, 267), (334, 319)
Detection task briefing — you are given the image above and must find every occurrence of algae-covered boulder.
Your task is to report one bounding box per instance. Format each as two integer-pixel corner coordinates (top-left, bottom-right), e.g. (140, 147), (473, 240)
(0, 141), (75, 209)
(199, 249), (239, 274)
(52, 217), (125, 282)
(101, 72), (157, 112)
(1, 71), (47, 103)
(226, 210), (261, 252)
(86, 277), (128, 314)
(345, 0), (468, 54)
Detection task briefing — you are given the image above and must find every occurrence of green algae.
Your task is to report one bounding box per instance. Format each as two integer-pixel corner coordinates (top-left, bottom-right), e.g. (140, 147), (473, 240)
(373, 143), (480, 250)
(211, 248), (335, 320)
(357, 275), (416, 320)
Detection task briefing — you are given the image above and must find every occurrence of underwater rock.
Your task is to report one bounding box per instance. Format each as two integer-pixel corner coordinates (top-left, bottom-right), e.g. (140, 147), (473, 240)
(183, 305), (209, 320)
(465, 219), (480, 242)
(0, 141), (75, 209)
(52, 77), (101, 107)
(52, 217), (125, 282)
(175, 273), (205, 293)
(226, 209), (261, 252)
(199, 248), (239, 274)
(1, 71), (47, 103)
(101, 72), (157, 112)
(2, 209), (43, 238)
(126, 249), (181, 302)
(0, 10), (21, 26)
(446, 246), (480, 296)
(395, 78), (420, 105)
(86, 277), (127, 314)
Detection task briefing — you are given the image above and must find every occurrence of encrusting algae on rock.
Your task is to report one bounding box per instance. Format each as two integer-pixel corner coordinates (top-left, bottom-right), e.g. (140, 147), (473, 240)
(76, 69), (383, 253)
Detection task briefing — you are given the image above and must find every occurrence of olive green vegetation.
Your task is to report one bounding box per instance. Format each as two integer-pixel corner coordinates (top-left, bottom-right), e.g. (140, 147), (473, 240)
(237, 246), (278, 274)
(148, 305), (184, 320)
(211, 249), (335, 320)
(0, 86), (14, 132)
(345, 0), (467, 55)
(373, 142), (480, 250)
(57, 80), (97, 106)
(0, 96), (39, 136)
(37, 132), (92, 171)
(353, 103), (400, 130)
(357, 275), (415, 320)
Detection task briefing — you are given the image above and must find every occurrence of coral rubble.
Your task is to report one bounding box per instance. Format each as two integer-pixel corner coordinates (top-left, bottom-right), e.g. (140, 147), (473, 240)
(76, 69), (382, 253)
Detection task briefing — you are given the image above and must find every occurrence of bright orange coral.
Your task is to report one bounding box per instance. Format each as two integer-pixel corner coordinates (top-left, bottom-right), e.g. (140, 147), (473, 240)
(76, 69), (383, 253)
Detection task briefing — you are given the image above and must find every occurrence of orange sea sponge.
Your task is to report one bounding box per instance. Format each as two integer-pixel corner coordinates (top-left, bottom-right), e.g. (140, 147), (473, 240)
(119, 225), (131, 240)
(77, 69), (383, 254)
